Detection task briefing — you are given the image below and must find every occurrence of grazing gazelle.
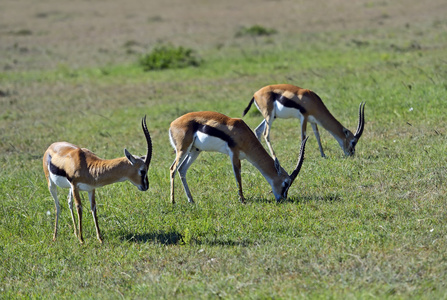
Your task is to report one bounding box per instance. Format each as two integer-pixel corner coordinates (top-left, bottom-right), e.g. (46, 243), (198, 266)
(242, 84), (365, 158)
(43, 116), (152, 244)
(169, 111), (308, 204)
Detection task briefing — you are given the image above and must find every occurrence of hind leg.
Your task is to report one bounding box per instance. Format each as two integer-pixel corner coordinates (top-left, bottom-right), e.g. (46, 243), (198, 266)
(177, 148), (201, 203)
(48, 181), (61, 241)
(263, 116), (277, 158)
(254, 120), (266, 141)
(67, 189), (78, 238)
(170, 148), (192, 204)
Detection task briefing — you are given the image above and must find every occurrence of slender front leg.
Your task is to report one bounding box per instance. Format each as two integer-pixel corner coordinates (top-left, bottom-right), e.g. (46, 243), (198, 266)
(300, 116), (314, 156)
(300, 116), (308, 141)
(71, 186), (84, 244)
(230, 153), (245, 204)
(88, 190), (102, 243)
(311, 123), (326, 158)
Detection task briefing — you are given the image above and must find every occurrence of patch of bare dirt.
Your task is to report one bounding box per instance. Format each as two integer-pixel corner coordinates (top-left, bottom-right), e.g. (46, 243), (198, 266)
(0, 0), (446, 71)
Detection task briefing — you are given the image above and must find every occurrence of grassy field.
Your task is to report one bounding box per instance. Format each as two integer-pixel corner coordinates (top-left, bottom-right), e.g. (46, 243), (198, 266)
(1, 0), (447, 298)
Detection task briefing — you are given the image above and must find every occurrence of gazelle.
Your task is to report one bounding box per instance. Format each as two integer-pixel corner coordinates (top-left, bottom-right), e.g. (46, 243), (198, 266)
(42, 116), (152, 244)
(242, 84), (365, 158)
(169, 111), (308, 204)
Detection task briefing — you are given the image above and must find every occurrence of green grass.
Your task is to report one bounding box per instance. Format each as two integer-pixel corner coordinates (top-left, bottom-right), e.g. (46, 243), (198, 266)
(1, 21), (447, 299)
(235, 25), (278, 37)
(138, 45), (201, 71)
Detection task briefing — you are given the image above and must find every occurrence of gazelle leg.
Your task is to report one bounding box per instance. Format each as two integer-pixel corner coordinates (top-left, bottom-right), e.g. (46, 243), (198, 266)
(170, 149), (191, 204)
(88, 190), (102, 243)
(254, 120), (266, 141)
(300, 116), (314, 155)
(263, 116), (276, 158)
(49, 181), (61, 241)
(230, 153), (245, 203)
(67, 189), (77, 238)
(311, 123), (326, 158)
(177, 148), (201, 203)
(71, 186), (84, 244)
(300, 116), (308, 141)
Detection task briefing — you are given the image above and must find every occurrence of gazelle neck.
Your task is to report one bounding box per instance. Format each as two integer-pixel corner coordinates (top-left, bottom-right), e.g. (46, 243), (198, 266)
(87, 157), (132, 186)
(314, 111), (347, 146)
(243, 144), (280, 186)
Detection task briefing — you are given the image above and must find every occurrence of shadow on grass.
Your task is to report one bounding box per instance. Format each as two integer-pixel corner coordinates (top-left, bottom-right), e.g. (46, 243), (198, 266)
(248, 193), (342, 204)
(122, 231), (181, 245)
(287, 193), (342, 204)
(121, 231), (253, 247)
(195, 238), (253, 247)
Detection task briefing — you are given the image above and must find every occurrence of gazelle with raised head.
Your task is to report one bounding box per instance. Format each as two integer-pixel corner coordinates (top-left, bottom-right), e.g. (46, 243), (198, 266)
(242, 84), (365, 158)
(43, 116), (153, 244)
(169, 111), (308, 204)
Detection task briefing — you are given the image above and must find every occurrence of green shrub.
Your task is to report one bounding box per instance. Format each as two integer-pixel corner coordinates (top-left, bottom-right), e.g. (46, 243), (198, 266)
(235, 25), (277, 37)
(138, 45), (201, 71)
(12, 29), (33, 36)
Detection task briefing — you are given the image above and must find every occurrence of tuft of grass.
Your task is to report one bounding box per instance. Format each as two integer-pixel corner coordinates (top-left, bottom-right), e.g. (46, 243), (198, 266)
(10, 29), (33, 36)
(235, 25), (277, 37)
(138, 45), (201, 71)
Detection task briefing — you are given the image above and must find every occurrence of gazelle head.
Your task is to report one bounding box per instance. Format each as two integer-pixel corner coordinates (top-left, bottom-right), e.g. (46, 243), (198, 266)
(271, 136), (309, 201)
(124, 116), (153, 191)
(342, 102), (365, 156)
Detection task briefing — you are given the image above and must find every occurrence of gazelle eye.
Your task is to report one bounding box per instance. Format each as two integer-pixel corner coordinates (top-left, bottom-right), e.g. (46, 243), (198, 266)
(281, 182), (290, 197)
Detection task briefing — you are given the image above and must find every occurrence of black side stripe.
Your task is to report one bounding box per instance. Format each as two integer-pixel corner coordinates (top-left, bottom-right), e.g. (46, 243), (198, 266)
(48, 154), (72, 182)
(194, 123), (236, 148)
(273, 92), (307, 114)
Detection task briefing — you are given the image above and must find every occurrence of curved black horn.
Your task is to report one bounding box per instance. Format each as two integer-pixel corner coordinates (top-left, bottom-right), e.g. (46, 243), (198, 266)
(354, 102), (366, 139)
(142, 115), (153, 167)
(289, 136), (309, 184)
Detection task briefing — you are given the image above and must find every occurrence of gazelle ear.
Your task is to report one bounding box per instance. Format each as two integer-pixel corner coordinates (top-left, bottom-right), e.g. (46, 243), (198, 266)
(124, 149), (137, 165)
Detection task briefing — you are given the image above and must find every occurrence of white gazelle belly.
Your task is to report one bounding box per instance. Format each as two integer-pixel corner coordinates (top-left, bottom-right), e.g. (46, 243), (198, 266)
(274, 101), (304, 119)
(194, 131), (231, 155)
(49, 171), (95, 191)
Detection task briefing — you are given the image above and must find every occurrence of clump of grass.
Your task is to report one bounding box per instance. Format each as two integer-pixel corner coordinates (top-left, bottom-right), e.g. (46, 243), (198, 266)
(11, 29), (33, 36)
(235, 25), (277, 37)
(138, 45), (201, 71)
(124, 40), (143, 55)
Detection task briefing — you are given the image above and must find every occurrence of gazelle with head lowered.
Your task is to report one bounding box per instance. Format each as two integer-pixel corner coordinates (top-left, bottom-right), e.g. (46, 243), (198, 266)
(169, 111), (308, 204)
(43, 116), (153, 244)
(243, 84), (365, 158)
